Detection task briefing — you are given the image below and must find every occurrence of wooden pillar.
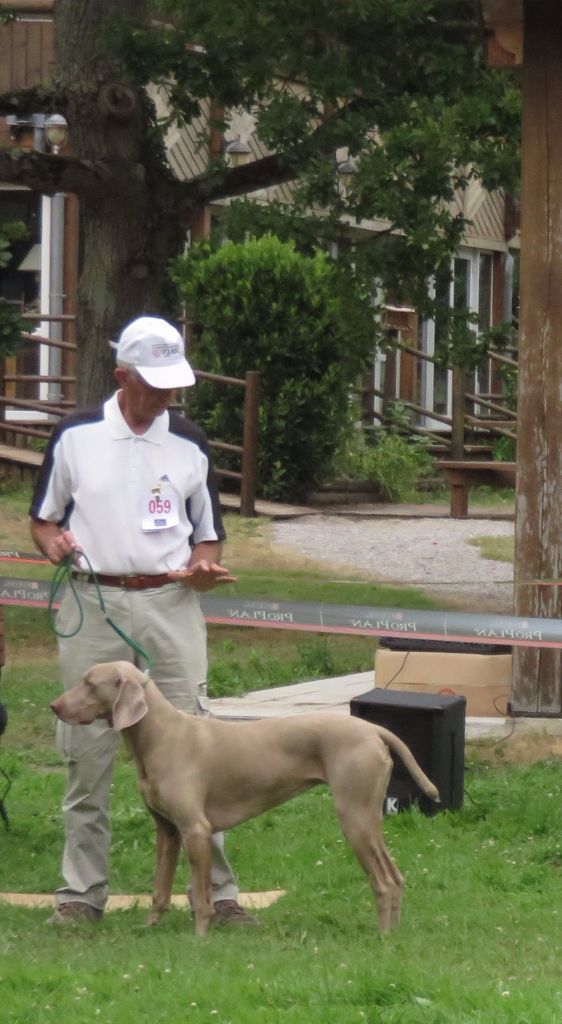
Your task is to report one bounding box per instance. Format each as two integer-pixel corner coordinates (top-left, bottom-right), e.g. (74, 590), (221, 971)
(381, 348), (398, 418)
(450, 366), (467, 460)
(63, 192), (79, 403)
(512, 0), (562, 714)
(240, 370), (260, 517)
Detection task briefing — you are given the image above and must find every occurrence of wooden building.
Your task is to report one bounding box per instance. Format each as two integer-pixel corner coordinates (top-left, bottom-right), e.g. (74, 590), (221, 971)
(0, 0), (78, 424)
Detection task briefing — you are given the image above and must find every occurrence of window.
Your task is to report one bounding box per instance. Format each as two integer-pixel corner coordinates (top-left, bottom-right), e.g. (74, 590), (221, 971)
(0, 188), (64, 414)
(0, 188), (41, 314)
(418, 249), (496, 428)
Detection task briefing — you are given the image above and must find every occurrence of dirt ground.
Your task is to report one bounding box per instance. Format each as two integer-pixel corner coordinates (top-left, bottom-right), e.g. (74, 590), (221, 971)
(467, 730), (562, 765)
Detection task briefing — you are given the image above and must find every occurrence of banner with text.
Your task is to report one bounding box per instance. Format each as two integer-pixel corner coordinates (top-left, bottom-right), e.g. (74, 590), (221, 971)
(1, 575), (561, 649)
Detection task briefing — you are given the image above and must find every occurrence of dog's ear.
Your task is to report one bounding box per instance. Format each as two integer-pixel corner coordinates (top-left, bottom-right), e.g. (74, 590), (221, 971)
(111, 671), (148, 731)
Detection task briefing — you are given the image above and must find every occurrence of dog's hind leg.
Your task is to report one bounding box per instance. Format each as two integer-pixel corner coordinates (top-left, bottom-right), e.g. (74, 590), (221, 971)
(336, 801), (405, 932)
(183, 823), (214, 936)
(330, 747), (404, 932)
(147, 813), (181, 926)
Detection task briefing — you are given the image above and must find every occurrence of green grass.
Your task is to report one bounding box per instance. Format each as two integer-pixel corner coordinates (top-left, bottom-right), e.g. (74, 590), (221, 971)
(206, 633), (375, 697)
(469, 534), (514, 564)
(461, 484), (515, 508)
(2, 486), (562, 1022)
(416, 485), (515, 508)
(2, 684), (562, 1024)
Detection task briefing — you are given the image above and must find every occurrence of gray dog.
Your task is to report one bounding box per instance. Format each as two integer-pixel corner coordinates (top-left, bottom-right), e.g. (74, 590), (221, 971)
(51, 660), (440, 935)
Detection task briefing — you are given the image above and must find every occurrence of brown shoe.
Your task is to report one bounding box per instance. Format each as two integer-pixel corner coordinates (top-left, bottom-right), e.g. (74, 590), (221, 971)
(212, 899), (260, 927)
(46, 901), (103, 926)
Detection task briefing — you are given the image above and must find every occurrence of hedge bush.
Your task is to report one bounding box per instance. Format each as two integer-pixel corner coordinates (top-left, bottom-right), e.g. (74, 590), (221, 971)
(172, 236), (373, 501)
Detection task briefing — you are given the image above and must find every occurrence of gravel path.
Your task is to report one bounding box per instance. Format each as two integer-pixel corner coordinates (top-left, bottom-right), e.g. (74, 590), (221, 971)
(271, 514), (514, 611)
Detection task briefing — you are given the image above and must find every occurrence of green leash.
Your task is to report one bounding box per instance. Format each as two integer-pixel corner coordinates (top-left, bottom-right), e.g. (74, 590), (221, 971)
(49, 551), (154, 670)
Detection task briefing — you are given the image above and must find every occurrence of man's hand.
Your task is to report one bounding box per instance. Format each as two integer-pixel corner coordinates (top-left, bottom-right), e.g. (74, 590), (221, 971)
(168, 561), (237, 592)
(30, 519), (79, 566)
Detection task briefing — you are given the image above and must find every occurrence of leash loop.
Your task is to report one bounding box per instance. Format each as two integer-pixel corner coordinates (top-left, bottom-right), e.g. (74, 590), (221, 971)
(48, 550), (154, 669)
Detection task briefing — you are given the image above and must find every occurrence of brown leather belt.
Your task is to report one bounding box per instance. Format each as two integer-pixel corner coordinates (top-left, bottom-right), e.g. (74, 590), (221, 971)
(74, 572), (173, 590)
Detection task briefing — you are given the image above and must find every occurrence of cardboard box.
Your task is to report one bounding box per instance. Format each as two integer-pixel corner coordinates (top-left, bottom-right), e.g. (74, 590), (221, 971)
(374, 648), (511, 718)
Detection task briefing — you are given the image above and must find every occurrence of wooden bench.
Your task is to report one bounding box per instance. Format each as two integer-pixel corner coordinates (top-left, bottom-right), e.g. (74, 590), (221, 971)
(435, 460), (516, 517)
(0, 443), (43, 484)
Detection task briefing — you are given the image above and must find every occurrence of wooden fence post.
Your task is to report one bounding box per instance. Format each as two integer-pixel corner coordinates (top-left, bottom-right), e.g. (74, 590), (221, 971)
(450, 365), (467, 460)
(240, 370), (260, 517)
(381, 348), (398, 419)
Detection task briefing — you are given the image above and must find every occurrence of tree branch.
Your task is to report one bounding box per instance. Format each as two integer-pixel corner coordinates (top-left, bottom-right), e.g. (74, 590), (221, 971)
(0, 84), (60, 115)
(0, 147), (106, 198)
(183, 152), (299, 207)
(177, 97), (369, 208)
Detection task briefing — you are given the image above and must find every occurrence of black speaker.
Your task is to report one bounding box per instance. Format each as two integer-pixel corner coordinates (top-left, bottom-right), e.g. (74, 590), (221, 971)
(350, 688), (466, 815)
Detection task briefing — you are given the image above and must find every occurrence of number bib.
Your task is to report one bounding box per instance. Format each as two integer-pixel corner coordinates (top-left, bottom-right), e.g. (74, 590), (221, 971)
(140, 483), (180, 532)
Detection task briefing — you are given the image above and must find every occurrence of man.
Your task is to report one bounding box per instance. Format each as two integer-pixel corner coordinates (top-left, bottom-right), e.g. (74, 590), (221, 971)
(30, 315), (256, 927)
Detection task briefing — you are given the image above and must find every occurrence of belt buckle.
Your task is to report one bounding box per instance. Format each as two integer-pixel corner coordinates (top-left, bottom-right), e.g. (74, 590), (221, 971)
(120, 575), (136, 589)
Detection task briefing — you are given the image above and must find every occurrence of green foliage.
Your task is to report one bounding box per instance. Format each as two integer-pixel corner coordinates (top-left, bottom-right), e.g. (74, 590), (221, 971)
(334, 421), (434, 502)
(173, 235), (374, 500)
(0, 222), (28, 359)
(221, 199), (330, 260)
(483, 326), (518, 462)
(0, 299), (27, 361)
(2, 2), (522, 402)
(0, 221), (29, 268)
(496, 358), (518, 412)
(207, 635), (374, 699)
(113, 0), (521, 363)
(493, 435), (517, 462)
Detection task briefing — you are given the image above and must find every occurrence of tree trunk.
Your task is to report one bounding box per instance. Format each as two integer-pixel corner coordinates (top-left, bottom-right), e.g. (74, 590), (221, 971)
(77, 187), (182, 404)
(512, 0), (562, 715)
(54, 0), (190, 405)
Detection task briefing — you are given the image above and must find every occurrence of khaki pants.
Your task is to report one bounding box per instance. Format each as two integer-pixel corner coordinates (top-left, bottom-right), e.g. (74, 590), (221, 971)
(54, 580), (238, 911)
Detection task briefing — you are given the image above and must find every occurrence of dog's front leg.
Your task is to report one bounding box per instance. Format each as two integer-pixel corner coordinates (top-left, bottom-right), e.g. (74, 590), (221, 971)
(184, 825), (213, 936)
(147, 814), (181, 926)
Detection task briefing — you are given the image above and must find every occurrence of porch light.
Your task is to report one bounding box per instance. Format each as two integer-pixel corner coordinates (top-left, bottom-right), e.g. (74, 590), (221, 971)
(5, 112), (68, 154)
(336, 155), (359, 190)
(45, 114), (69, 154)
(224, 136), (251, 168)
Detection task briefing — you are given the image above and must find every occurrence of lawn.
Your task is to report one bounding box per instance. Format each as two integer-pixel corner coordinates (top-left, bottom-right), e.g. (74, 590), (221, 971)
(470, 533), (514, 564)
(2, 483), (562, 1023)
(3, 700), (562, 1024)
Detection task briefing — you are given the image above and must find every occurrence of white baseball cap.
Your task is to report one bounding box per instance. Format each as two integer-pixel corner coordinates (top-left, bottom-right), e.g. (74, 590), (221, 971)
(111, 316), (196, 390)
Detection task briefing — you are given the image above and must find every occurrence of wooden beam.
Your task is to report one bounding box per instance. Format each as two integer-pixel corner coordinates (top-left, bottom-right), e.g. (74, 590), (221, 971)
(512, 0), (562, 714)
(480, 0), (523, 64)
(0, 1), (53, 11)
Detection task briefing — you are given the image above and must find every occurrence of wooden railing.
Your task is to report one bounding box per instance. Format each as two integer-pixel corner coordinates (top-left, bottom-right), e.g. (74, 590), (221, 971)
(194, 368), (260, 517)
(0, 315), (260, 517)
(361, 341), (518, 460)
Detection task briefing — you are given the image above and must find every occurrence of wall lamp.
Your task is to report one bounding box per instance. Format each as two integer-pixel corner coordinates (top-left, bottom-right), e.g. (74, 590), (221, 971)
(336, 155), (359, 191)
(223, 135), (252, 168)
(6, 112), (69, 154)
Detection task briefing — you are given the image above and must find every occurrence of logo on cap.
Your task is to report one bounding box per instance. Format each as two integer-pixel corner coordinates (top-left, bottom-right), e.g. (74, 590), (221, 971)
(152, 343), (181, 359)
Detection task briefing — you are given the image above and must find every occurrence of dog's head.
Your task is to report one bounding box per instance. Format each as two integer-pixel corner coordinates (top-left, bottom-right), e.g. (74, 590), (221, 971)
(50, 661), (149, 731)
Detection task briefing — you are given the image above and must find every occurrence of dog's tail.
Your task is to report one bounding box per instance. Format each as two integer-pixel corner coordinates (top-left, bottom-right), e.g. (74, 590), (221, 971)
(373, 725), (441, 804)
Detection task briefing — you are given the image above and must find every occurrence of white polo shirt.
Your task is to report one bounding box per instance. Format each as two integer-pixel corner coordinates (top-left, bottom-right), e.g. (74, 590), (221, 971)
(30, 392), (225, 574)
